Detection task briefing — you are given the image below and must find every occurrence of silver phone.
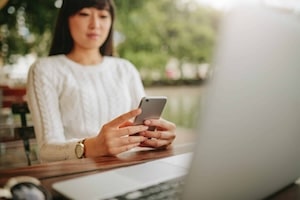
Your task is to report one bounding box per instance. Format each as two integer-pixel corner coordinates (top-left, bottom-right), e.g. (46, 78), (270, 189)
(133, 96), (167, 131)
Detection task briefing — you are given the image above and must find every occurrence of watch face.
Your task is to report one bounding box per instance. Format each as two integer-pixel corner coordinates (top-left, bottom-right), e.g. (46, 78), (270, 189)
(75, 143), (84, 158)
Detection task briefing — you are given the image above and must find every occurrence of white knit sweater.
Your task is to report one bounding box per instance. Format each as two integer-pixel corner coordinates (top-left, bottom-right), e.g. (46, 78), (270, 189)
(26, 55), (145, 162)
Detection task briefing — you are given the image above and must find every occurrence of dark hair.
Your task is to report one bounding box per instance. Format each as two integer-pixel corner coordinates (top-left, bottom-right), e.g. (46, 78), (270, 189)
(49, 0), (115, 56)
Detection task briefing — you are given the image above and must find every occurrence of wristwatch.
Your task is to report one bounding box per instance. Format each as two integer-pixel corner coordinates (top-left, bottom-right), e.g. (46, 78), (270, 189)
(75, 139), (86, 159)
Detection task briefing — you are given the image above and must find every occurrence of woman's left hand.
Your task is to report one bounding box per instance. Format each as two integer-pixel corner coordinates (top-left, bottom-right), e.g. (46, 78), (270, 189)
(138, 118), (176, 149)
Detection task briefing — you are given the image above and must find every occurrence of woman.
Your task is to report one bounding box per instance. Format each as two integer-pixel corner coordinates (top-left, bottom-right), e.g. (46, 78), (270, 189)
(26, 0), (176, 162)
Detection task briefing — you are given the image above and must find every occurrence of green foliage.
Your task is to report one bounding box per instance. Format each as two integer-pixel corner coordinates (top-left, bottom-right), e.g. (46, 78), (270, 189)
(114, 0), (221, 72)
(0, 0), (58, 64)
(0, 0), (220, 77)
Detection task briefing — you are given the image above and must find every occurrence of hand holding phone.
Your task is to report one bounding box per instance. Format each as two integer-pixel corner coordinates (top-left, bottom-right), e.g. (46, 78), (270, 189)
(133, 96), (167, 131)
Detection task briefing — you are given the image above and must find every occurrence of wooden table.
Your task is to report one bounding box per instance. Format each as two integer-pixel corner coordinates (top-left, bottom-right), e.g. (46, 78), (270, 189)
(0, 131), (299, 200)
(0, 130), (195, 199)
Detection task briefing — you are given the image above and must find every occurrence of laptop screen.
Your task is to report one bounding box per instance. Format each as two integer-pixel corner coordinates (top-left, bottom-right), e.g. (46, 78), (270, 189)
(182, 4), (300, 200)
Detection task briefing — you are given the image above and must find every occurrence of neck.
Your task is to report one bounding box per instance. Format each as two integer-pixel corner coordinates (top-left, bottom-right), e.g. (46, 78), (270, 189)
(67, 49), (103, 66)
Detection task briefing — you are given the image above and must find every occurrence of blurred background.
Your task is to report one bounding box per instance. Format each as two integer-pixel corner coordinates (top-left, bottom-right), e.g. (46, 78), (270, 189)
(0, 0), (299, 168)
(0, 0), (222, 130)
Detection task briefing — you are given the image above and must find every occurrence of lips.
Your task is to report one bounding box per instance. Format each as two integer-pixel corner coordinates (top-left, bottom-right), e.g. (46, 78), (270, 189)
(87, 33), (100, 39)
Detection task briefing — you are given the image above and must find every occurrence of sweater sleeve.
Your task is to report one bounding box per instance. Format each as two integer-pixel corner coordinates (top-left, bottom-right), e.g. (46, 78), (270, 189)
(26, 59), (79, 162)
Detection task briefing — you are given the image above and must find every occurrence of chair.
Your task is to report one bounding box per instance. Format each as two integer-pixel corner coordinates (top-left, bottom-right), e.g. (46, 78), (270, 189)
(0, 85), (26, 108)
(0, 86), (35, 166)
(11, 102), (35, 166)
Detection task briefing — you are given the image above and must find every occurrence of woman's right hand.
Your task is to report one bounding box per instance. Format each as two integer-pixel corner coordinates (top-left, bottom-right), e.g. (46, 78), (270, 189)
(84, 109), (149, 157)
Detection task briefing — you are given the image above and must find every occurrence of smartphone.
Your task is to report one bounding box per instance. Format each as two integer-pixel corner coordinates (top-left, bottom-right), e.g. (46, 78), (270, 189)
(133, 96), (167, 131)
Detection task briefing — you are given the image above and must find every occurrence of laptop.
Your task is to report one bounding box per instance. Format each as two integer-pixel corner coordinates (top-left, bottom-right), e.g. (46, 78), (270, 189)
(52, 4), (300, 200)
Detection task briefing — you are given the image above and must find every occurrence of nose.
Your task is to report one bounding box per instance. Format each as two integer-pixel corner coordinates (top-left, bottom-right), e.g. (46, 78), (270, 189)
(89, 14), (100, 29)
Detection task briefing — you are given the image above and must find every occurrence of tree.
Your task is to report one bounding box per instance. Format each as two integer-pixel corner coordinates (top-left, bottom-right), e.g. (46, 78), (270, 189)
(114, 0), (220, 82)
(1, 0), (220, 84)
(0, 0), (58, 64)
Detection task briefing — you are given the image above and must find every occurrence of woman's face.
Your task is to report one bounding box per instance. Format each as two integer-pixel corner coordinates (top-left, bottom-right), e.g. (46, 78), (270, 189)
(68, 7), (112, 52)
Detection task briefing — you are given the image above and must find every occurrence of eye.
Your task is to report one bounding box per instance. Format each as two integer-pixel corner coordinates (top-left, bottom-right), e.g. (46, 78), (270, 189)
(78, 12), (89, 16)
(99, 14), (109, 19)
(77, 8), (91, 16)
(98, 10), (110, 19)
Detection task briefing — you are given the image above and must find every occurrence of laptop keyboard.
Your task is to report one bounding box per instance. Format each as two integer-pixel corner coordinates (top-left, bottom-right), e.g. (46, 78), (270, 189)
(104, 177), (185, 200)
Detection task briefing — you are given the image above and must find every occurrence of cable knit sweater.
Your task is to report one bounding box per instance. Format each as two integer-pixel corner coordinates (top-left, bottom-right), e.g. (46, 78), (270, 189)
(26, 55), (145, 162)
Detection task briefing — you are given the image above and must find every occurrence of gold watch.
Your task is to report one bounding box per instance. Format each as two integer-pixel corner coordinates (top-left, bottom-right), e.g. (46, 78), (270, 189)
(75, 139), (86, 159)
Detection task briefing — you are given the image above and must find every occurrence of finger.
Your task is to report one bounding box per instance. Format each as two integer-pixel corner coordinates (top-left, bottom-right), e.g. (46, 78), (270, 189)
(119, 121), (134, 128)
(140, 138), (171, 148)
(144, 118), (176, 131)
(117, 135), (146, 146)
(139, 131), (176, 140)
(109, 109), (141, 127)
(118, 125), (149, 137)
